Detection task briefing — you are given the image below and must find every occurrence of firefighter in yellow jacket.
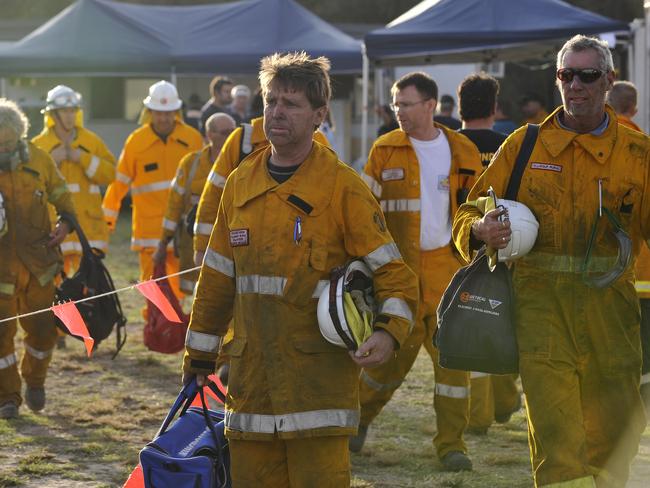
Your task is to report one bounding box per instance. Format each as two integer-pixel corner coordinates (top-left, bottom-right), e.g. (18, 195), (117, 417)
(193, 116), (329, 265)
(183, 52), (418, 487)
(453, 36), (648, 487)
(32, 85), (116, 275)
(0, 99), (76, 418)
(153, 112), (236, 295)
(353, 72), (482, 472)
(102, 81), (202, 299)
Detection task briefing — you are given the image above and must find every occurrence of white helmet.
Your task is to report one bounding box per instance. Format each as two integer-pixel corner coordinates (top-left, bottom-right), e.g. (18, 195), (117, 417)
(43, 85), (82, 112)
(143, 80), (182, 111)
(495, 198), (539, 262)
(0, 191), (7, 239)
(317, 260), (375, 350)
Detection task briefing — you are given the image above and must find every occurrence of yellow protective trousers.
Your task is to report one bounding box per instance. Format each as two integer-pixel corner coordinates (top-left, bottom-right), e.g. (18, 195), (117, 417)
(517, 270), (645, 488)
(0, 262), (57, 406)
(469, 373), (520, 430)
(228, 435), (350, 488)
(358, 246), (470, 458)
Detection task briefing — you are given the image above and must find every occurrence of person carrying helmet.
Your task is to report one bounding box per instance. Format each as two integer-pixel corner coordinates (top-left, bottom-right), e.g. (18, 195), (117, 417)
(192, 112), (329, 266)
(182, 51), (418, 487)
(32, 85), (116, 275)
(453, 35), (650, 487)
(456, 73), (521, 435)
(102, 81), (202, 302)
(353, 71), (482, 472)
(153, 112), (236, 295)
(0, 99), (76, 418)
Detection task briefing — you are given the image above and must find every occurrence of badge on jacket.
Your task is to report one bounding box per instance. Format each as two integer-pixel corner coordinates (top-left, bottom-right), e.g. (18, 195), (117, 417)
(230, 229), (249, 247)
(381, 168), (405, 181)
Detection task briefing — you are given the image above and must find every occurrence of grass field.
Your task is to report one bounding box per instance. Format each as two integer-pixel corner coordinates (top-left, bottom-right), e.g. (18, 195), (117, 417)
(0, 214), (649, 487)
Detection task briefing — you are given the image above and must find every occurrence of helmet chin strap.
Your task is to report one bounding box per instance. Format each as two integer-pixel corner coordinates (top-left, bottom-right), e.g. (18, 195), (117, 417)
(53, 110), (76, 136)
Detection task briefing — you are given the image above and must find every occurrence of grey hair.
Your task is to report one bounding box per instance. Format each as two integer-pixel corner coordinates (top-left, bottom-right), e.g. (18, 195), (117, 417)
(0, 98), (29, 138)
(557, 35), (614, 72)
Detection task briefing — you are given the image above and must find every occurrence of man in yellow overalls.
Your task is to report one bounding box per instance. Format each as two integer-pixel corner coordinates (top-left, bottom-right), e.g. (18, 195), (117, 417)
(453, 36), (649, 487)
(183, 52), (418, 486)
(354, 72), (483, 471)
(102, 81), (202, 301)
(0, 99), (76, 418)
(32, 85), (116, 275)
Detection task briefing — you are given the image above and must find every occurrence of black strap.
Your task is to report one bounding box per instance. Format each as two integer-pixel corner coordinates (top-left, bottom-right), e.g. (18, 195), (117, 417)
(504, 124), (539, 201)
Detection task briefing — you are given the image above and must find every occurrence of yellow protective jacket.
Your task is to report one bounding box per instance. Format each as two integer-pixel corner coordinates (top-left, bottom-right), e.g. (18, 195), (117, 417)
(161, 145), (213, 292)
(453, 105), (650, 301)
(32, 126), (115, 254)
(0, 143), (76, 292)
(184, 142), (418, 440)
(362, 124), (483, 270)
(193, 116), (330, 252)
(102, 121), (202, 250)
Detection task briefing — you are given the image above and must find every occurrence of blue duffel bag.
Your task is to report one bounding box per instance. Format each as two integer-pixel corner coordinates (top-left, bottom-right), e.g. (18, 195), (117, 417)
(140, 378), (230, 488)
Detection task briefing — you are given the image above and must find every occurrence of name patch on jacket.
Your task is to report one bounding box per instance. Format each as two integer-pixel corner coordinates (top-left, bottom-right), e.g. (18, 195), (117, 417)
(144, 162), (159, 172)
(230, 229), (249, 247)
(530, 162), (562, 173)
(381, 168), (405, 181)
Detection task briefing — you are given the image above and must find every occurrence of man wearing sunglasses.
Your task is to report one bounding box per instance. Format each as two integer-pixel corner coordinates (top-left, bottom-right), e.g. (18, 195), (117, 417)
(354, 71), (482, 472)
(453, 35), (649, 487)
(153, 112), (236, 296)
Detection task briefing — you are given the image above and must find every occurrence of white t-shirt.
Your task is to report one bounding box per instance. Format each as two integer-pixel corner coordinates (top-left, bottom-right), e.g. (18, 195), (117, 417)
(410, 132), (452, 250)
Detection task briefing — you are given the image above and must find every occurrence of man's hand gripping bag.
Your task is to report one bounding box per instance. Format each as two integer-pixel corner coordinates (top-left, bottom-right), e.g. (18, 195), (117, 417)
(139, 379), (230, 488)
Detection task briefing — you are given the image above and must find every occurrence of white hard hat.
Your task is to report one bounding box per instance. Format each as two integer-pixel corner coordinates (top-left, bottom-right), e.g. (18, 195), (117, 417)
(0, 191), (7, 239)
(143, 80), (182, 111)
(317, 260), (375, 350)
(496, 199), (539, 262)
(43, 85), (82, 112)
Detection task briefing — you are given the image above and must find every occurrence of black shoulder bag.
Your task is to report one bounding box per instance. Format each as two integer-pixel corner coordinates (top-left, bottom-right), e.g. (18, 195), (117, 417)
(435, 124), (539, 374)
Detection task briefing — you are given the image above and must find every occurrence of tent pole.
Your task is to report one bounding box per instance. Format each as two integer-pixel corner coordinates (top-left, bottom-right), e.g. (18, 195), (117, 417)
(360, 44), (369, 167)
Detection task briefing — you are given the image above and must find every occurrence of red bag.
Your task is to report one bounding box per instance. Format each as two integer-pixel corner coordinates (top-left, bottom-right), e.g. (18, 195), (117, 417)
(143, 262), (189, 354)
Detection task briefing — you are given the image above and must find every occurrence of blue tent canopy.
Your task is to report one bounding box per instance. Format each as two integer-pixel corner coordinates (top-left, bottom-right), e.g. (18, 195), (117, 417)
(365, 0), (629, 64)
(0, 0), (362, 75)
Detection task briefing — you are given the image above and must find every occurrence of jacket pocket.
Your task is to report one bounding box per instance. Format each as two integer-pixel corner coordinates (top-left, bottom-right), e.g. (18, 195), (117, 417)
(284, 236), (329, 306)
(525, 178), (563, 251)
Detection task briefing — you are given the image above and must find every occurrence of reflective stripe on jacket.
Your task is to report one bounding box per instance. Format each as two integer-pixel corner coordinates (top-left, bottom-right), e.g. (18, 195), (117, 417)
(184, 142), (418, 440)
(102, 121), (202, 250)
(32, 126), (115, 254)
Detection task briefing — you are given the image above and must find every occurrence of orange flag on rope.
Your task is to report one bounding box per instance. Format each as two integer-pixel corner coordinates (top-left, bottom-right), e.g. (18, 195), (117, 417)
(136, 280), (181, 323)
(122, 463), (144, 488)
(51, 301), (94, 357)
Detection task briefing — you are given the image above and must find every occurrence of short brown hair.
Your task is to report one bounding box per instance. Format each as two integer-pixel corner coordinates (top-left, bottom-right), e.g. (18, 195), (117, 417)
(458, 73), (499, 121)
(258, 52), (331, 109)
(392, 72), (438, 101)
(208, 76), (233, 97)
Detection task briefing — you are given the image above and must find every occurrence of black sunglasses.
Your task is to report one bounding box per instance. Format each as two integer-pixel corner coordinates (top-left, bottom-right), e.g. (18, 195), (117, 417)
(556, 68), (605, 84)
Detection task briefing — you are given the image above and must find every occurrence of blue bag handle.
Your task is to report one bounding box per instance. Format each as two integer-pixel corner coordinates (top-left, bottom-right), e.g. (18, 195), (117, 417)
(155, 378), (228, 488)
